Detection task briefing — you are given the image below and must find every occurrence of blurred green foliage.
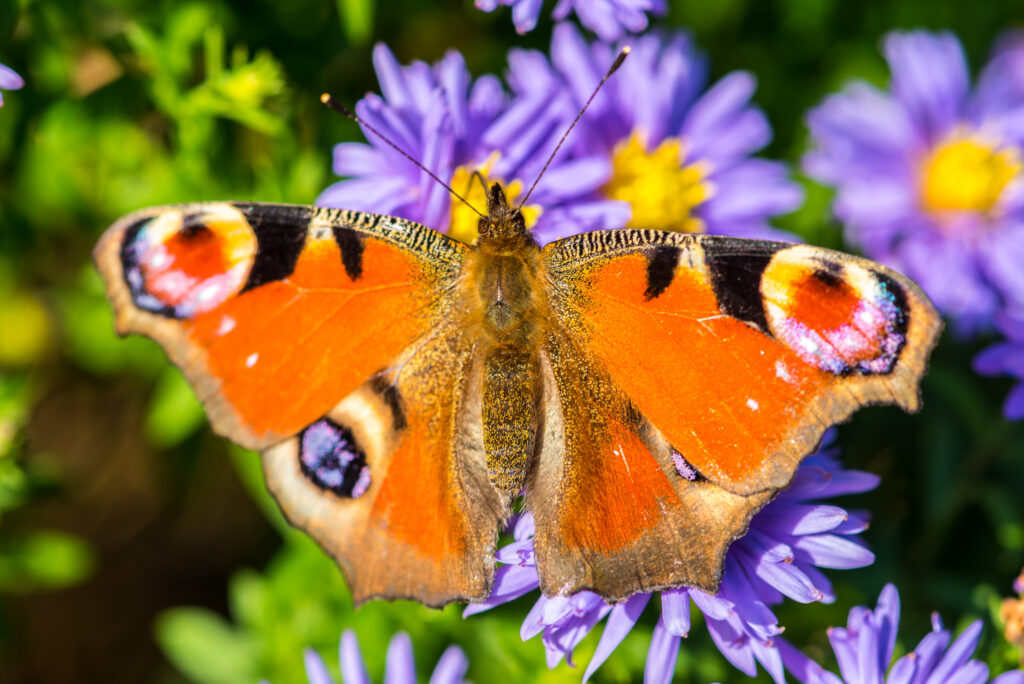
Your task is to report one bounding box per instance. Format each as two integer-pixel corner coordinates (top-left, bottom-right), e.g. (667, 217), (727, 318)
(0, 0), (1023, 682)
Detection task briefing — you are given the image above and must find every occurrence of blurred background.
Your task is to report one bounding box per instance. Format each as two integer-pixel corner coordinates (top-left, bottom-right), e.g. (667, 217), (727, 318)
(0, 0), (1023, 682)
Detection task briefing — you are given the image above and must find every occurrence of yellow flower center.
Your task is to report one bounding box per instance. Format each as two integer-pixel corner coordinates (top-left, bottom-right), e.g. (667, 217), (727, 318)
(447, 153), (541, 244)
(920, 135), (1021, 214)
(603, 132), (713, 233)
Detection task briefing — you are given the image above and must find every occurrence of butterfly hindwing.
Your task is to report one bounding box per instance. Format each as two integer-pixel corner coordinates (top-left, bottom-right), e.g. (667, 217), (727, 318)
(528, 329), (773, 599)
(94, 202), (466, 450)
(262, 325), (507, 606)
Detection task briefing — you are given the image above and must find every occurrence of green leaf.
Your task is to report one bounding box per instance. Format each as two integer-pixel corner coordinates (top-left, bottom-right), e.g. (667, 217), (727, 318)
(144, 366), (207, 449)
(336, 0), (373, 45)
(156, 607), (259, 684)
(0, 530), (95, 591)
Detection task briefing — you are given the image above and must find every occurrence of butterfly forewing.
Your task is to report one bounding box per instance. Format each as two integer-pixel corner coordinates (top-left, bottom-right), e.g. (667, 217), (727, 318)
(94, 202), (466, 450)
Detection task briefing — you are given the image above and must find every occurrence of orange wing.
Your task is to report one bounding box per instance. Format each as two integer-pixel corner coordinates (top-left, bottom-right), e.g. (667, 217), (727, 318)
(97, 202), (507, 606)
(528, 328), (773, 599)
(532, 230), (940, 597)
(262, 326), (505, 606)
(95, 202), (464, 450)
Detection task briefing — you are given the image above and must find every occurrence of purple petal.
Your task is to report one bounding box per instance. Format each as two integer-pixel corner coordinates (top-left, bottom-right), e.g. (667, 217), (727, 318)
(997, 315), (1024, 342)
(719, 554), (783, 634)
(827, 624), (861, 683)
(854, 610), (882, 684)
(514, 512), (536, 540)
(429, 646), (469, 684)
(521, 596), (551, 640)
(495, 539), (535, 565)
(801, 565), (836, 603)
(974, 343), (1020, 375)
(883, 31), (969, 140)
(660, 588), (691, 637)
(704, 161), (803, 222)
(753, 504), (851, 536)
(332, 143), (393, 177)
(750, 549), (824, 603)
(875, 584), (901, 667)
(1004, 382), (1024, 420)
(644, 617), (682, 684)
(816, 469), (881, 499)
(584, 593), (651, 682)
(993, 671), (1024, 684)
(550, 23), (605, 118)
(571, 1), (629, 42)
(372, 44), (414, 113)
(305, 648), (335, 684)
(945, 660), (991, 684)
(510, 0), (543, 34)
(777, 637), (845, 684)
(463, 563), (539, 616)
(525, 156), (611, 201)
(911, 629), (952, 677)
(792, 534), (875, 569)
(804, 82), (916, 182)
(924, 620), (983, 684)
(832, 510), (871, 535)
(0, 64), (24, 91)
(706, 616), (758, 676)
(384, 632), (415, 684)
(541, 595), (574, 625)
(979, 226), (1024, 312)
(887, 653), (919, 684)
(340, 631), (371, 684)
(750, 637), (787, 684)
(683, 71), (756, 141)
(689, 588), (732, 620)
(316, 177), (414, 216)
(542, 603), (611, 668)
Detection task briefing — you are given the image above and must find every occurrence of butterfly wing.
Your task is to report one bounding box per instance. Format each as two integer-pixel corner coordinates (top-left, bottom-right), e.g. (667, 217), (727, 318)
(529, 327), (774, 598)
(532, 230), (940, 599)
(96, 202), (506, 605)
(94, 202), (464, 450)
(262, 323), (506, 606)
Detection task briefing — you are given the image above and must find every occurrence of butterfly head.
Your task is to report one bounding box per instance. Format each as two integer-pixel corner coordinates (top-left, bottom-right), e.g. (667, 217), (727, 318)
(476, 182), (532, 248)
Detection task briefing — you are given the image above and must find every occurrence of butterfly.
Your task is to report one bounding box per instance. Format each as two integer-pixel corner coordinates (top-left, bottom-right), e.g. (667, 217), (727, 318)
(94, 182), (941, 608)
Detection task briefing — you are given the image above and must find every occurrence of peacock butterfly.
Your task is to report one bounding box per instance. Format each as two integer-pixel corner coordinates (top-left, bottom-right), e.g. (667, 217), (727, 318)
(94, 180), (940, 607)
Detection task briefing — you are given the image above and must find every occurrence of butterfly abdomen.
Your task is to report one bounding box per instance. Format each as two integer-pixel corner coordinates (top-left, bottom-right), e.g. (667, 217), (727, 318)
(482, 347), (537, 494)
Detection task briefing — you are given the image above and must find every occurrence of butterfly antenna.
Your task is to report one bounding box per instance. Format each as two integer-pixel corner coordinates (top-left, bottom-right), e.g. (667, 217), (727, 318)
(320, 93), (486, 220)
(469, 169), (489, 197)
(517, 46), (630, 210)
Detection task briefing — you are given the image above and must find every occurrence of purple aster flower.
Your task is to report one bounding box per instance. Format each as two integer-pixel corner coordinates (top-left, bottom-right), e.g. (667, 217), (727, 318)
(318, 43), (626, 245)
(466, 432), (878, 683)
(778, 584), (1024, 684)
(297, 630), (469, 684)
(0, 63), (24, 107)
(974, 314), (1024, 420)
(505, 23), (803, 243)
(476, 0), (667, 42)
(805, 30), (1024, 332)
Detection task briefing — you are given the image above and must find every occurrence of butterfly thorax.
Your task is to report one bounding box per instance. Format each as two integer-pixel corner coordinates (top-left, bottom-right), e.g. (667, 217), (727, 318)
(464, 184), (547, 495)
(470, 183), (545, 345)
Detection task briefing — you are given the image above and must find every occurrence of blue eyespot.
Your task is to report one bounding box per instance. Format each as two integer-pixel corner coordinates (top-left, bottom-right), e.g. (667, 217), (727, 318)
(299, 419), (371, 498)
